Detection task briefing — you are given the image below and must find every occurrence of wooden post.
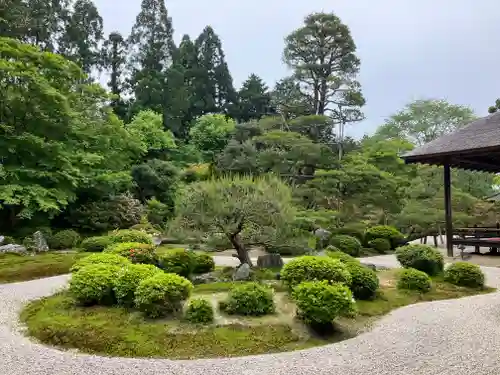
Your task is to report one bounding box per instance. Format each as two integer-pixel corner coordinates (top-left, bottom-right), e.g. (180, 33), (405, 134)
(444, 164), (453, 257)
(474, 224), (480, 254)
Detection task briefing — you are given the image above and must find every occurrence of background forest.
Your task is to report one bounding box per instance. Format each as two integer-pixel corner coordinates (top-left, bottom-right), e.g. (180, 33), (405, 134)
(1, 0), (500, 251)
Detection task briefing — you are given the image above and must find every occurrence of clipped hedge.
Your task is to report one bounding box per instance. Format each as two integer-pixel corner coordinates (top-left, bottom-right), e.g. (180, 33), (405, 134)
(397, 268), (432, 293)
(192, 252), (215, 274)
(70, 253), (131, 273)
(344, 262), (379, 300)
(329, 235), (361, 256)
(184, 298), (214, 324)
(222, 282), (275, 316)
(365, 225), (404, 249)
(395, 244), (444, 276)
(325, 247), (360, 265)
(113, 264), (163, 306)
(104, 242), (157, 264)
(368, 238), (391, 253)
(157, 249), (195, 277)
(444, 262), (485, 288)
(69, 264), (120, 305)
(49, 229), (81, 250)
(108, 229), (153, 245)
(80, 236), (114, 252)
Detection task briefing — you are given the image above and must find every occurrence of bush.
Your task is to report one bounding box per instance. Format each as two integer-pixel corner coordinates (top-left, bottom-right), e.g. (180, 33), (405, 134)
(69, 264), (121, 305)
(222, 282), (275, 316)
(367, 238), (391, 253)
(292, 280), (355, 325)
(329, 235), (361, 256)
(365, 225), (404, 249)
(113, 264), (163, 306)
(134, 272), (193, 318)
(80, 236), (113, 252)
(344, 262), (379, 300)
(444, 262), (485, 288)
(146, 198), (172, 227)
(330, 224), (366, 243)
(395, 244), (444, 276)
(70, 253), (131, 273)
(108, 229), (153, 245)
(193, 252), (215, 274)
(104, 242), (157, 264)
(397, 268), (432, 292)
(1, 235), (16, 245)
(280, 256), (351, 289)
(325, 247), (360, 265)
(157, 249), (195, 277)
(49, 229), (81, 250)
(184, 298), (214, 324)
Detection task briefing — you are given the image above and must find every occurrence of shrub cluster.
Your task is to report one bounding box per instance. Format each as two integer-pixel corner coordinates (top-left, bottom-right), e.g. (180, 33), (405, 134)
(69, 264), (120, 305)
(108, 229), (153, 245)
(344, 262), (379, 300)
(104, 242), (157, 264)
(330, 224), (366, 243)
(325, 247), (360, 265)
(222, 282), (275, 316)
(365, 225), (404, 249)
(395, 244), (444, 276)
(80, 236), (114, 252)
(49, 229), (81, 250)
(280, 256), (352, 289)
(292, 280), (355, 325)
(184, 298), (214, 324)
(158, 249), (195, 277)
(192, 252), (215, 274)
(329, 235), (361, 256)
(70, 253), (131, 273)
(134, 272), (193, 318)
(397, 268), (432, 292)
(113, 264), (163, 306)
(444, 262), (485, 288)
(368, 238), (391, 253)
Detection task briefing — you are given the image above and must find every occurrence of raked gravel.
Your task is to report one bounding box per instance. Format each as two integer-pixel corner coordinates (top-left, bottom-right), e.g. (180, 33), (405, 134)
(2, 255), (500, 375)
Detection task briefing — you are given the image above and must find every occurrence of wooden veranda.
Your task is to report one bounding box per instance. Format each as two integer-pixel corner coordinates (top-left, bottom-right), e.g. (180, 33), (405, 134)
(400, 111), (500, 257)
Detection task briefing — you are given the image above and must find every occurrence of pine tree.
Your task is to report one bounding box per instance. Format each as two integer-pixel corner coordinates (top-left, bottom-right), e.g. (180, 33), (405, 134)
(234, 73), (272, 122)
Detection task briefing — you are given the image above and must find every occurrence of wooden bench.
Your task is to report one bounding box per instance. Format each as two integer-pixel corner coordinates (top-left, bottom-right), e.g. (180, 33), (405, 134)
(453, 225), (500, 254)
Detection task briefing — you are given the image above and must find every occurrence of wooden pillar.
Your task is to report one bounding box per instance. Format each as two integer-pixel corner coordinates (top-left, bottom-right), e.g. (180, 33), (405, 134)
(444, 164), (453, 257)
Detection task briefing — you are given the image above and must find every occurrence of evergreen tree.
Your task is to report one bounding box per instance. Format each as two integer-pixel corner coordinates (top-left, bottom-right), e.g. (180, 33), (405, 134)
(234, 74), (272, 122)
(270, 76), (314, 120)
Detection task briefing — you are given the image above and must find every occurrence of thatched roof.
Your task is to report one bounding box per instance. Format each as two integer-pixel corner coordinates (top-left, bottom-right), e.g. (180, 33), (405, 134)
(401, 112), (500, 172)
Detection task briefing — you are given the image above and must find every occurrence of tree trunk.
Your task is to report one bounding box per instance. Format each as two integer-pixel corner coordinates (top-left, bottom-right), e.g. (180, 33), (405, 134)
(228, 233), (253, 267)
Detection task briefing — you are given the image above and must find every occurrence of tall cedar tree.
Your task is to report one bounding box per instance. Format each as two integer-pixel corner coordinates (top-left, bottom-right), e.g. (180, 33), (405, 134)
(194, 26), (237, 115)
(59, 0), (103, 77)
(283, 12), (365, 158)
(234, 73), (272, 122)
(127, 0), (175, 128)
(101, 31), (129, 120)
(271, 76), (314, 120)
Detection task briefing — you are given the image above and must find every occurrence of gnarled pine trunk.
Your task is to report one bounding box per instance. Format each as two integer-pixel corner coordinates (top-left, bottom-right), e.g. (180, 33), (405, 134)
(228, 233), (253, 267)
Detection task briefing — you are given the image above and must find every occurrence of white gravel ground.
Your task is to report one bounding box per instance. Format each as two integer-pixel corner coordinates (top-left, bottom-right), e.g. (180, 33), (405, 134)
(2, 255), (500, 375)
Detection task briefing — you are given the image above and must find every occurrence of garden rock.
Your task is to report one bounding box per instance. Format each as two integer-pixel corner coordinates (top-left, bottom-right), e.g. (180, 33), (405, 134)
(192, 272), (219, 285)
(362, 263), (389, 271)
(257, 254), (284, 269)
(0, 235), (4, 245)
(233, 263), (251, 281)
(0, 244), (27, 254)
(314, 228), (331, 250)
(33, 231), (49, 252)
(152, 236), (162, 246)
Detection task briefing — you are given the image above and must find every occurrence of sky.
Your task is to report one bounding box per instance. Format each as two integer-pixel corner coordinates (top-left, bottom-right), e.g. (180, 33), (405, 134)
(94, 0), (500, 138)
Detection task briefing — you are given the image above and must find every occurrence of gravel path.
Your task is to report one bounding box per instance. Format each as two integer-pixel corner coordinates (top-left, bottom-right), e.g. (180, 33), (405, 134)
(2, 255), (500, 375)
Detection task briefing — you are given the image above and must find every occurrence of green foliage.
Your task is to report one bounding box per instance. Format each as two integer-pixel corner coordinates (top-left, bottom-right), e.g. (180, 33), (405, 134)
(397, 268), (432, 293)
(104, 242), (157, 264)
(158, 249), (195, 277)
(49, 230), (81, 250)
(127, 110), (176, 153)
(395, 244), (444, 276)
(280, 256), (352, 289)
(134, 272), (193, 318)
(70, 253), (130, 273)
(329, 235), (361, 256)
(444, 262), (485, 288)
(365, 226), (404, 249)
(344, 262), (379, 300)
(81, 236), (113, 252)
(146, 198), (171, 227)
(367, 238), (391, 253)
(108, 229), (153, 245)
(325, 248), (360, 264)
(113, 264), (163, 306)
(193, 252), (215, 274)
(222, 282), (275, 316)
(184, 298), (214, 324)
(189, 114), (236, 161)
(292, 280), (355, 325)
(69, 264), (121, 305)
(330, 224), (366, 243)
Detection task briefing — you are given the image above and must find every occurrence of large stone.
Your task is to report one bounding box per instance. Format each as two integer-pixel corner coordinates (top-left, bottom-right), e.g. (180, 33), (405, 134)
(0, 235), (4, 245)
(32, 231), (49, 252)
(192, 272), (219, 285)
(233, 263), (251, 281)
(257, 254), (284, 269)
(314, 228), (331, 250)
(0, 244), (27, 254)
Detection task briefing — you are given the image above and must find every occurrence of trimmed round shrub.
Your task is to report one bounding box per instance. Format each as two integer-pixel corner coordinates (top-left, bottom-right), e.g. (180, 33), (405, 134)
(184, 298), (214, 324)
(193, 252), (215, 274)
(113, 264), (163, 306)
(330, 224), (366, 243)
(104, 242), (157, 264)
(397, 268), (432, 293)
(444, 262), (485, 288)
(70, 253), (131, 273)
(134, 273), (193, 318)
(344, 262), (379, 300)
(365, 225), (404, 249)
(325, 247), (360, 265)
(329, 235), (361, 256)
(69, 264), (121, 305)
(368, 238), (391, 253)
(81, 236), (113, 252)
(158, 249), (195, 277)
(223, 282), (275, 316)
(108, 229), (153, 245)
(49, 229), (81, 249)
(292, 280), (355, 325)
(281, 256), (352, 289)
(395, 244), (444, 276)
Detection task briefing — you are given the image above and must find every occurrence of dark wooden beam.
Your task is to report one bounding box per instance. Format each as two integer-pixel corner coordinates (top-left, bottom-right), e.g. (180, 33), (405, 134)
(444, 163), (453, 257)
